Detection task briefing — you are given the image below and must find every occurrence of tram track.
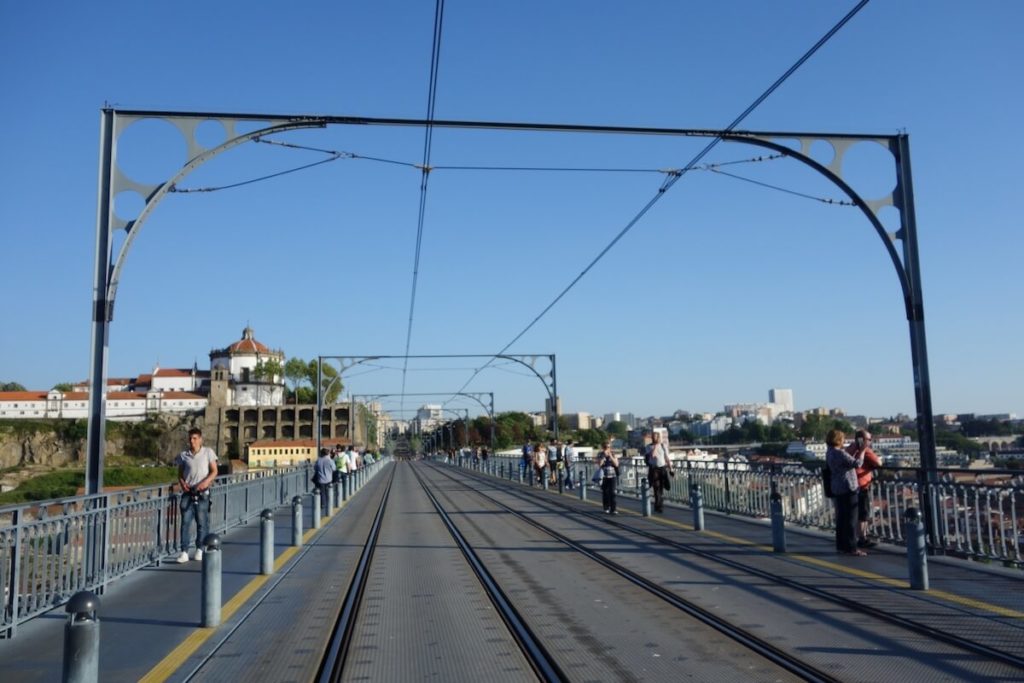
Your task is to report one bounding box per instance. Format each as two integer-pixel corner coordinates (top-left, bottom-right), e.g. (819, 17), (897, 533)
(316, 464), (396, 683)
(408, 463), (568, 682)
(422, 462), (840, 683)
(435, 461), (1024, 678)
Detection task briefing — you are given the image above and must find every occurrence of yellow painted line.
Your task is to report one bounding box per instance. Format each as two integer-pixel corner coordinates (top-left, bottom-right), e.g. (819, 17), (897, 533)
(641, 514), (1023, 618)
(139, 511), (336, 682)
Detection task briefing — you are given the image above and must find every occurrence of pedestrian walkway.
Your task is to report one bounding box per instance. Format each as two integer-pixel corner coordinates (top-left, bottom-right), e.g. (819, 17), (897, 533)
(1, 459), (1021, 682)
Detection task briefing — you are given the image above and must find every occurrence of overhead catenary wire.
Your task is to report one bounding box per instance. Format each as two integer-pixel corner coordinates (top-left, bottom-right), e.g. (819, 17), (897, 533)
(446, 0), (871, 401)
(400, 0), (446, 417)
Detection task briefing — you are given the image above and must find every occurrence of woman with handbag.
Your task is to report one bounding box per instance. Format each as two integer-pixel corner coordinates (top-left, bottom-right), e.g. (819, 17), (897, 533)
(646, 431), (674, 514)
(596, 441), (620, 514)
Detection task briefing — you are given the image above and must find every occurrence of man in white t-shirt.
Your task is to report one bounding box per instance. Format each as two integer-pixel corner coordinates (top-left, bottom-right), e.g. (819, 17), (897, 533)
(175, 428), (218, 563)
(563, 441), (577, 489)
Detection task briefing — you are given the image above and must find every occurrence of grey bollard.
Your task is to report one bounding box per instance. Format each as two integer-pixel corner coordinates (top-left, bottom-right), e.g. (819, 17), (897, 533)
(331, 481), (339, 511)
(518, 464), (524, 484)
(201, 534), (222, 627)
(641, 478), (651, 517)
(291, 496), (303, 547)
(770, 491), (787, 553)
(543, 468), (549, 491)
(558, 466), (564, 494)
(260, 509), (274, 575)
(904, 507), (929, 590)
(579, 467), (587, 501)
(312, 488), (321, 529)
(691, 484), (705, 531)
(63, 591), (100, 683)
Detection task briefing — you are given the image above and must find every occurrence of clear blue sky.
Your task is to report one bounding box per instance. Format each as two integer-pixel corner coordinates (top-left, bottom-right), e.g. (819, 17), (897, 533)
(1, 1), (1021, 421)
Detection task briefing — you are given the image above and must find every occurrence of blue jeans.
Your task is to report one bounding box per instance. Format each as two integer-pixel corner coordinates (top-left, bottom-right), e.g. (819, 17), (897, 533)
(180, 492), (210, 552)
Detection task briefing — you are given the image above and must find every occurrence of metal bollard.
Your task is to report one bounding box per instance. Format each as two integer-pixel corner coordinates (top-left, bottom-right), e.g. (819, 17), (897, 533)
(312, 488), (321, 530)
(260, 509), (274, 575)
(558, 467), (564, 494)
(579, 467), (587, 501)
(292, 496), (303, 547)
(904, 507), (929, 590)
(542, 468), (549, 491)
(691, 484), (705, 531)
(641, 478), (651, 517)
(519, 464), (524, 484)
(331, 481), (339, 512)
(201, 533), (222, 627)
(63, 591), (100, 683)
(770, 491), (786, 553)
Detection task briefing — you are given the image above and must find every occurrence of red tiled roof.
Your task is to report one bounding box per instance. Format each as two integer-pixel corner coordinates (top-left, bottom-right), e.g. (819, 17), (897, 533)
(154, 368), (193, 377)
(0, 391), (48, 401)
(135, 374), (152, 384)
(227, 338), (270, 354)
(161, 392), (206, 400)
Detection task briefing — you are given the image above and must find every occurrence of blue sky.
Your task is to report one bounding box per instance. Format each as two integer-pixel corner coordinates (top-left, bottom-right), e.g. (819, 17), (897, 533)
(1, 1), (1021, 421)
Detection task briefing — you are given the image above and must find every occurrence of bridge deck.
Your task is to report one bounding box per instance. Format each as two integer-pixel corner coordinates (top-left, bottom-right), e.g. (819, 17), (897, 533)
(1, 459), (1022, 682)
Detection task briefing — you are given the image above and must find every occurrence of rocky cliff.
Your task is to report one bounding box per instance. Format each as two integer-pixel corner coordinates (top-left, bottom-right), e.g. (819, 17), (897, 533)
(0, 414), (203, 469)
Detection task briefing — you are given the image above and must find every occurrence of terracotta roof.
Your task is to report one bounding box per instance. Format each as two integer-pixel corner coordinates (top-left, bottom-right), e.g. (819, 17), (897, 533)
(0, 391), (48, 401)
(160, 392), (206, 400)
(154, 368), (193, 377)
(135, 374), (152, 385)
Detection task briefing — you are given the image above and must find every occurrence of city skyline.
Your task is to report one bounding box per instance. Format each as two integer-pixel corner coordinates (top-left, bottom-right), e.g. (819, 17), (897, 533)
(1, 3), (1022, 420)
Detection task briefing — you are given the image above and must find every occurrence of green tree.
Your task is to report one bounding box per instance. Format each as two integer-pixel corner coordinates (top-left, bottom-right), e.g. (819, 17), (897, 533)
(52, 382), (74, 392)
(605, 421), (628, 439)
(577, 428), (606, 448)
(799, 415), (854, 441)
(284, 358), (309, 403)
(1, 381), (27, 391)
(306, 360), (342, 404)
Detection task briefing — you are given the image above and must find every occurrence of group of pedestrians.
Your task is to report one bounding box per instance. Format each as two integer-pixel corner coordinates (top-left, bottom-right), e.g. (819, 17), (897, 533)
(825, 428), (881, 556)
(521, 440), (579, 489)
(312, 444), (377, 518)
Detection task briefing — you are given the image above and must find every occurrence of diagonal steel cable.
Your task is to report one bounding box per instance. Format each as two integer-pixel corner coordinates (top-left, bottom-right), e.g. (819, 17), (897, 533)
(447, 0), (872, 401)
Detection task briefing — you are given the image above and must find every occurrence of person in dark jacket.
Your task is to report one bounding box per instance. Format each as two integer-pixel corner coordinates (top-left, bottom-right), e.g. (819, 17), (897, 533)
(826, 429), (866, 556)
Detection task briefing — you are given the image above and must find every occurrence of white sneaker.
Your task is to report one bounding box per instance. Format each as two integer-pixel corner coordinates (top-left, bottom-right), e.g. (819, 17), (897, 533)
(194, 549), (203, 562)
(176, 551), (189, 564)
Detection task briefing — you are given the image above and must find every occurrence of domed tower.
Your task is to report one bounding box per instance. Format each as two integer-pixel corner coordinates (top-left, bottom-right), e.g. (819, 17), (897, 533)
(209, 326), (285, 406)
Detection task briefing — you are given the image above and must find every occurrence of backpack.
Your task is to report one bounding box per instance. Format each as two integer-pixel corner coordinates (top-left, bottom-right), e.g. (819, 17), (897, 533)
(821, 464), (834, 499)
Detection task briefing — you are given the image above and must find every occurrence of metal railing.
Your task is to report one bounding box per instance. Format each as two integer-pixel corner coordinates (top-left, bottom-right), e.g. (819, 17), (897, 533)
(468, 453), (1024, 567)
(0, 463), (315, 638)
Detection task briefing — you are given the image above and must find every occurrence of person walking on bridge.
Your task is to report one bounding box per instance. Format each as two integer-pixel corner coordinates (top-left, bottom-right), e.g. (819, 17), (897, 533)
(646, 431), (675, 514)
(597, 441), (620, 514)
(533, 442), (548, 487)
(176, 428), (218, 563)
(563, 440), (576, 490)
(314, 447), (336, 518)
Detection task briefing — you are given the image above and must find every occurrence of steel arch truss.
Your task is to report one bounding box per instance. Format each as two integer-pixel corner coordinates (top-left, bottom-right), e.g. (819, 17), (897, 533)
(86, 110), (935, 548)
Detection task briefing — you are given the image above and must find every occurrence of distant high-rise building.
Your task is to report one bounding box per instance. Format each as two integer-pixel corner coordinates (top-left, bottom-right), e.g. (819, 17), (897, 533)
(769, 388), (794, 413)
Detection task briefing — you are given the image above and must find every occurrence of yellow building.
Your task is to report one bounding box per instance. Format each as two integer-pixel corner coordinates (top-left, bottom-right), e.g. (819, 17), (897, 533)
(248, 438), (349, 468)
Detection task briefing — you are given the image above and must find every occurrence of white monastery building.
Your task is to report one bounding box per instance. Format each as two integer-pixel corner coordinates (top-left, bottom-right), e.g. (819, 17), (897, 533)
(0, 326), (285, 421)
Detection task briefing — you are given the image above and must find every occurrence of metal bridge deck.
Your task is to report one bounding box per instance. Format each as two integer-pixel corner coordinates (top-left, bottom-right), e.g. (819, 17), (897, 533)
(1, 459), (1022, 682)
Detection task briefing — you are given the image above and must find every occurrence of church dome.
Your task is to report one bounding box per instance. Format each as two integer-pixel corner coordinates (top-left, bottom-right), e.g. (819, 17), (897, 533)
(228, 326), (270, 354)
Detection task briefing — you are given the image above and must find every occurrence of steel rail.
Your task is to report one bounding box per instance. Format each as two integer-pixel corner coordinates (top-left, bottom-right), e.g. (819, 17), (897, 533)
(450, 463), (1024, 673)
(316, 465), (396, 683)
(409, 462), (567, 682)
(426, 463), (839, 683)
